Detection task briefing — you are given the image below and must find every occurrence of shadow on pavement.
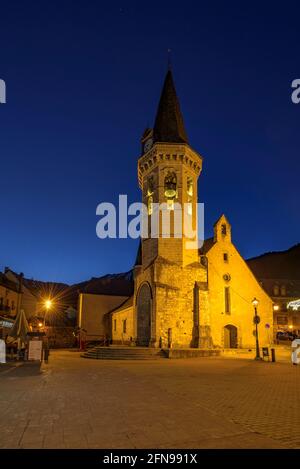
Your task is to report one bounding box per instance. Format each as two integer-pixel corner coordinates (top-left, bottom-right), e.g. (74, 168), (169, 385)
(0, 362), (42, 378)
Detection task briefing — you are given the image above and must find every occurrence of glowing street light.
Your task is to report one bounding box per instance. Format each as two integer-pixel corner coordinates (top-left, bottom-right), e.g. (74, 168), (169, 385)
(252, 297), (262, 361)
(44, 299), (53, 327)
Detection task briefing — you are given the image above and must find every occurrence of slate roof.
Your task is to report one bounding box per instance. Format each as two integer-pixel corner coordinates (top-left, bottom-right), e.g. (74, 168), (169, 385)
(199, 237), (215, 255)
(153, 70), (188, 144)
(108, 295), (134, 316)
(0, 273), (19, 293)
(135, 240), (142, 266)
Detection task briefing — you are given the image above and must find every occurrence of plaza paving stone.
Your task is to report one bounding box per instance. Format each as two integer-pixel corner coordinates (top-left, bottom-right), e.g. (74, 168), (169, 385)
(0, 350), (299, 449)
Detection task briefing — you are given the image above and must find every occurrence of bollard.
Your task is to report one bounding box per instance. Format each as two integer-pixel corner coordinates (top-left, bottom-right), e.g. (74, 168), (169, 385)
(44, 348), (49, 364)
(271, 348), (276, 362)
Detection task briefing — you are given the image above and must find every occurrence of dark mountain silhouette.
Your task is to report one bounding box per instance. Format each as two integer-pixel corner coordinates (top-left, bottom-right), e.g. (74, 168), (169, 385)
(247, 244), (300, 280)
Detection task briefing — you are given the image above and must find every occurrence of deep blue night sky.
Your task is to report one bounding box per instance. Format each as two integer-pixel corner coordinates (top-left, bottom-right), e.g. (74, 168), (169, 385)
(0, 1), (299, 284)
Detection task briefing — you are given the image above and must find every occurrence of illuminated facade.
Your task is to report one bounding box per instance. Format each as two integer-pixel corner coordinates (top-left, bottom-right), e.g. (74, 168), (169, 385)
(111, 70), (274, 349)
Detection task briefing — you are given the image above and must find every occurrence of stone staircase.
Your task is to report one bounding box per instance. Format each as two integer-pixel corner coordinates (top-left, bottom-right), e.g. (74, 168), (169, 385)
(81, 346), (166, 360)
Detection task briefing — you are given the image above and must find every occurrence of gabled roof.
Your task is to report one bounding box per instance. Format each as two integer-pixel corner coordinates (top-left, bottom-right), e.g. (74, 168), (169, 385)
(0, 273), (19, 293)
(213, 214), (231, 227)
(153, 70), (188, 144)
(134, 240), (142, 266)
(4, 268), (68, 299)
(108, 295), (133, 316)
(199, 237), (215, 255)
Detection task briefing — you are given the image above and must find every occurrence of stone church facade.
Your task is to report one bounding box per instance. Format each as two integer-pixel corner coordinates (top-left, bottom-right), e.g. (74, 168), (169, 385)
(111, 70), (273, 350)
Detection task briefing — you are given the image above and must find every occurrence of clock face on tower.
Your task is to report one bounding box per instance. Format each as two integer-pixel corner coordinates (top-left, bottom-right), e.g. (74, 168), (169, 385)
(144, 138), (153, 153)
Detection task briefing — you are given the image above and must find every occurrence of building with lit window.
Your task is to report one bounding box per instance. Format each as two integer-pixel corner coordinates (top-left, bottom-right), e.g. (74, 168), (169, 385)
(247, 244), (300, 336)
(0, 273), (20, 339)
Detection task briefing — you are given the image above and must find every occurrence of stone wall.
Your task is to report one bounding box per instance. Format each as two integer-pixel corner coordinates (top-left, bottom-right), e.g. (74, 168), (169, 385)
(133, 257), (208, 348)
(111, 306), (134, 345)
(154, 258), (208, 348)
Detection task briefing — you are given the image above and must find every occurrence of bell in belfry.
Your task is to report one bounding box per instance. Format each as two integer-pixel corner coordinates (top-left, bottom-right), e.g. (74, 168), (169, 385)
(164, 172), (177, 199)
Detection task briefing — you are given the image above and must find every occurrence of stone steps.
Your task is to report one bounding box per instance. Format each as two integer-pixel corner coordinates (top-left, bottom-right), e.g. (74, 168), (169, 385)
(82, 346), (166, 360)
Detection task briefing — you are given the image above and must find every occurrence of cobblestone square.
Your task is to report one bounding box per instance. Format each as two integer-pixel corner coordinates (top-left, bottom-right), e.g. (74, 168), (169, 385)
(0, 350), (299, 449)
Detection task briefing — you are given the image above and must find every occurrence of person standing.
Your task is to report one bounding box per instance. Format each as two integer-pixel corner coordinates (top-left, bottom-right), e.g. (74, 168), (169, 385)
(80, 328), (87, 351)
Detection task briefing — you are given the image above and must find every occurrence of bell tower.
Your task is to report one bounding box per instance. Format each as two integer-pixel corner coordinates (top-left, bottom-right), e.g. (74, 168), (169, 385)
(138, 70), (203, 267)
(134, 69), (208, 349)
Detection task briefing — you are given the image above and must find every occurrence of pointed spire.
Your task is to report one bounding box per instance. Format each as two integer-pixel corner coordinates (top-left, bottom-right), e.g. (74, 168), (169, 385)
(153, 70), (188, 144)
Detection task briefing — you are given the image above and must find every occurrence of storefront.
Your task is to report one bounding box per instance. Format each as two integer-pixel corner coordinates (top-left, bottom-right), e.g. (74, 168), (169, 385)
(288, 300), (300, 335)
(0, 316), (14, 340)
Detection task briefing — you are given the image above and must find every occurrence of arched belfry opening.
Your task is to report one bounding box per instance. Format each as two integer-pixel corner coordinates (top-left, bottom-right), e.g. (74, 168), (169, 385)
(136, 283), (152, 346)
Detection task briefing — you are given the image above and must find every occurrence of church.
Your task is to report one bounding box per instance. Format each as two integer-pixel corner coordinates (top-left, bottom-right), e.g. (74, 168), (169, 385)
(82, 69), (274, 352)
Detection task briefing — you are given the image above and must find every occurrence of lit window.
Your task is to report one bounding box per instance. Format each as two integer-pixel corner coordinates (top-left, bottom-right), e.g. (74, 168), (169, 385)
(273, 285), (279, 296)
(280, 285), (286, 296)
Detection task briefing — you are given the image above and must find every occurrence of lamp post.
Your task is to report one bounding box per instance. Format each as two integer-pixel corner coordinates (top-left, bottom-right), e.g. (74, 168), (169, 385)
(44, 299), (52, 328)
(252, 297), (262, 360)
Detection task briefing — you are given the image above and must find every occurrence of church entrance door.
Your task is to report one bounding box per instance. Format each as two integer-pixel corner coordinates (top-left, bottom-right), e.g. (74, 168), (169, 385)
(136, 283), (152, 346)
(224, 324), (238, 348)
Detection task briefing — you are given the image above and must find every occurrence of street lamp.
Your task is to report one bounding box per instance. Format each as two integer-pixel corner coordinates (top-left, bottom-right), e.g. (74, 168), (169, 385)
(252, 297), (262, 360)
(44, 299), (52, 327)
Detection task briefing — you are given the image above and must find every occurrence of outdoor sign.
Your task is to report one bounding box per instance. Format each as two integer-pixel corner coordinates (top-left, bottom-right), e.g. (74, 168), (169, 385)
(0, 319), (14, 328)
(288, 299), (300, 311)
(0, 339), (5, 364)
(28, 339), (42, 361)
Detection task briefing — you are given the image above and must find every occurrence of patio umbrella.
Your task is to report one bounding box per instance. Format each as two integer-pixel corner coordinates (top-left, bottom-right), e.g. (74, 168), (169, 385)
(8, 309), (29, 345)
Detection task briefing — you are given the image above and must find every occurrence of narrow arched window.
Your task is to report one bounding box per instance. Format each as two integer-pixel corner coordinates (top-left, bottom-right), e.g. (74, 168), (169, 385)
(221, 224), (227, 236)
(147, 176), (154, 196)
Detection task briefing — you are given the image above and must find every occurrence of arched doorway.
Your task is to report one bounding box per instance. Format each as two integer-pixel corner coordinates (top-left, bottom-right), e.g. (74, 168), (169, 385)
(136, 283), (152, 346)
(224, 324), (238, 348)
